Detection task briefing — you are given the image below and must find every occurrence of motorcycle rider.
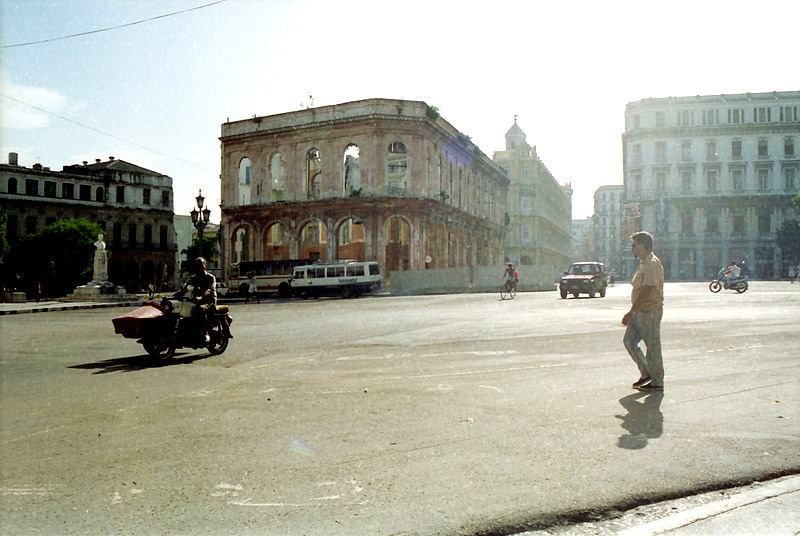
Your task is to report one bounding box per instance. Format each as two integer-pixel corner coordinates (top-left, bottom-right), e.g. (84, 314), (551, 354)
(177, 257), (217, 342)
(723, 260), (742, 289)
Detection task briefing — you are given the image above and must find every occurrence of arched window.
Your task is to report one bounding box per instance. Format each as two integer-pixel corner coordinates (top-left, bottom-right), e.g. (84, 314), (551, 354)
(7, 177), (17, 194)
(270, 153), (285, 202)
(387, 142), (407, 194)
(95, 186), (104, 202)
(306, 149), (322, 199)
(238, 158), (252, 205)
(343, 144), (360, 195)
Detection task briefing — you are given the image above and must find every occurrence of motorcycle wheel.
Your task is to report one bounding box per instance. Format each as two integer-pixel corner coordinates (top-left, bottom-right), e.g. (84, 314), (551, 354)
(143, 337), (176, 359)
(709, 280), (722, 293)
(207, 317), (230, 355)
(736, 282), (748, 294)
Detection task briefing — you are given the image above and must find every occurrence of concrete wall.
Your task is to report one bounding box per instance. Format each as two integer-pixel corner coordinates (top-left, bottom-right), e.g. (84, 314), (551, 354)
(387, 265), (562, 295)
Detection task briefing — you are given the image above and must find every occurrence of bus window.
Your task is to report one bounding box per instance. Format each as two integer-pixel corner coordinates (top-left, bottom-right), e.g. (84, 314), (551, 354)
(330, 265), (344, 277)
(347, 265), (365, 276)
(293, 269), (305, 279)
(369, 264), (380, 275)
(310, 267), (325, 278)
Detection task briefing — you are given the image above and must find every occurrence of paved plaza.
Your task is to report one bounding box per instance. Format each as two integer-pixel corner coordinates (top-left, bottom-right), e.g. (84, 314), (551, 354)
(1, 282), (798, 534)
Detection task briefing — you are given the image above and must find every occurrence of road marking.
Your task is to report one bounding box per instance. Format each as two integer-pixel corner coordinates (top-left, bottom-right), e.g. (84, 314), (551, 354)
(479, 385), (503, 392)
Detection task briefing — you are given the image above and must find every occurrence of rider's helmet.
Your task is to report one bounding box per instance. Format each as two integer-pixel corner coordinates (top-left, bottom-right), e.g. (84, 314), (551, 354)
(193, 257), (207, 272)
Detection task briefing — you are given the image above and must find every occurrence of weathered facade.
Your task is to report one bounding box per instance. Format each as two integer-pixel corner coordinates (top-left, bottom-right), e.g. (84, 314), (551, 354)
(493, 120), (572, 270)
(0, 154), (177, 292)
(219, 99), (509, 283)
(623, 91), (800, 279)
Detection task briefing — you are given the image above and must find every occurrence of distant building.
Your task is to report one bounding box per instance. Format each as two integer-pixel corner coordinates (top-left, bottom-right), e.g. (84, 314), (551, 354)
(593, 185), (624, 275)
(0, 153), (177, 292)
(623, 91), (800, 279)
(571, 217), (594, 261)
(493, 119), (572, 270)
(219, 98), (509, 283)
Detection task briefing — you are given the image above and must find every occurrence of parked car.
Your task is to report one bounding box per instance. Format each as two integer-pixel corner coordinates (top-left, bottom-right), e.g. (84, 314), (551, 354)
(215, 282), (229, 297)
(559, 262), (608, 299)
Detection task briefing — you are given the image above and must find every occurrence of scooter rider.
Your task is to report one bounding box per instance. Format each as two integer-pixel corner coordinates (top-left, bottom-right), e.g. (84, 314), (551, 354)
(723, 260), (742, 289)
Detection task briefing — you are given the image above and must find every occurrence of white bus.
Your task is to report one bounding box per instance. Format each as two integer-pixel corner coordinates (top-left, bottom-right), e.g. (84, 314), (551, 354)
(229, 259), (313, 298)
(290, 261), (382, 299)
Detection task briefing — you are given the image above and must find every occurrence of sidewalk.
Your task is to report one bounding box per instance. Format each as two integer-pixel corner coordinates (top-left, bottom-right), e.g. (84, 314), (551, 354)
(522, 474), (800, 535)
(0, 299), (145, 315)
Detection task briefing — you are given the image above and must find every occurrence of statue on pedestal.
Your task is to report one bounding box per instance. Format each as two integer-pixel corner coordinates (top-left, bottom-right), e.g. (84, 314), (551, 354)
(92, 233), (109, 284)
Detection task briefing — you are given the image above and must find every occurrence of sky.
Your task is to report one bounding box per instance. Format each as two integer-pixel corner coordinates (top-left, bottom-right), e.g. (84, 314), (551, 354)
(1, 0), (798, 221)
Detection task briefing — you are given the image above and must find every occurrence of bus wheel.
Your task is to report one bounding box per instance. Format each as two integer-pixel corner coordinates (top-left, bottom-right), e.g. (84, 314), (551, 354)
(341, 288), (352, 299)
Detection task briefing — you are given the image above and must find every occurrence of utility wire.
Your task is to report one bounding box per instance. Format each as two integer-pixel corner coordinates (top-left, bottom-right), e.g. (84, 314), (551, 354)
(1, 92), (215, 171)
(2, 0), (227, 49)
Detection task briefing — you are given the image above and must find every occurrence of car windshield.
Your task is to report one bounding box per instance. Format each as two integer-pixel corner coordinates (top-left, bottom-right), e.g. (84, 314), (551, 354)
(569, 264), (597, 275)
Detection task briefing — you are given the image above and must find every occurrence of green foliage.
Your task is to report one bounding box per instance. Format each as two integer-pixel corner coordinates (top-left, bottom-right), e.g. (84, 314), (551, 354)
(182, 234), (219, 264)
(8, 217), (102, 296)
(0, 209), (9, 268)
(425, 105), (440, 121)
(776, 219), (800, 264)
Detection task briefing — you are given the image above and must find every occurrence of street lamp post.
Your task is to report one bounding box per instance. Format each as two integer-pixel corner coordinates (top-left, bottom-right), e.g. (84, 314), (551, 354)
(190, 189), (212, 257)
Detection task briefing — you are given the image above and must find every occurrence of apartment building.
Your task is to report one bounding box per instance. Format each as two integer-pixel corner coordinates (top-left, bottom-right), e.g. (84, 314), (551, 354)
(592, 185), (625, 274)
(493, 119), (572, 270)
(623, 91), (799, 279)
(0, 153), (177, 292)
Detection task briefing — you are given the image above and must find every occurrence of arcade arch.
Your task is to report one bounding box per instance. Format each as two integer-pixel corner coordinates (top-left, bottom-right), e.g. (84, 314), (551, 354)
(299, 218), (327, 261)
(384, 215), (411, 272)
(263, 222), (290, 260)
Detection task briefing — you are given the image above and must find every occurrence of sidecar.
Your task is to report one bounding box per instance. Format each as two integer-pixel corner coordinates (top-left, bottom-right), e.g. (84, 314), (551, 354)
(112, 301), (167, 339)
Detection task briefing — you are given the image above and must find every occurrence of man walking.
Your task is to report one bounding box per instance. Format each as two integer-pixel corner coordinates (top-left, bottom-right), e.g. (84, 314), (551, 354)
(622, 231), (665, 391)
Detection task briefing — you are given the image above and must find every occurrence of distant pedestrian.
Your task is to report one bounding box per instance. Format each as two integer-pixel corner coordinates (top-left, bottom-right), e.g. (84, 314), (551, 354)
(789, 265), (796, 284)
(148, 282), (155, 299)
(622, 231), (665, 392)
(248, 273), (260, 303)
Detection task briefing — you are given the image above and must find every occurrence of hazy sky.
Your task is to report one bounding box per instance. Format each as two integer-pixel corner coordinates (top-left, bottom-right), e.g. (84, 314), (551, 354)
(2, 0), (798, 220)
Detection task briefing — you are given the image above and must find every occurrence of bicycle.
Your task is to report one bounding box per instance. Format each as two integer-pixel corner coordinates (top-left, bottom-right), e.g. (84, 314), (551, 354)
(500, 280), (517, 300)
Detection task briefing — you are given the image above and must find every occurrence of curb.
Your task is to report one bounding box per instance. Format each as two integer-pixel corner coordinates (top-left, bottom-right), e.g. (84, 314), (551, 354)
(0, 301), (144, 316)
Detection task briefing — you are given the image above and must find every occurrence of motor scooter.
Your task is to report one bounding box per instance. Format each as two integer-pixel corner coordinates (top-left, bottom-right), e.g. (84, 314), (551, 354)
(113, 296), (233, 359)
(708, 276), (748, 294)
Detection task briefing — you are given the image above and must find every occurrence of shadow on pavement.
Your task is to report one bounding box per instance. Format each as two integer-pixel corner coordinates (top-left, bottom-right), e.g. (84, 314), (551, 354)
(69, 351), (212, 374)
(616, 391), (664, 450)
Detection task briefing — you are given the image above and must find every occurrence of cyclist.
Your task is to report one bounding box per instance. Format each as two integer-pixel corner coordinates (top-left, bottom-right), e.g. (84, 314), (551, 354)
(502, 263), (518, 292)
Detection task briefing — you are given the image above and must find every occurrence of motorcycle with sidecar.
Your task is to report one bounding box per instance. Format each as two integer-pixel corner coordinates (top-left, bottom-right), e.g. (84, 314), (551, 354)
(112, 296), (233, 359)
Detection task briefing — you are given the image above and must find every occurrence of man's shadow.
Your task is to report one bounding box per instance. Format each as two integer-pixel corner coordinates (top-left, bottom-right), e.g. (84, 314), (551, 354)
(615, 391), (664, 450)
(69, 352), (211, 375)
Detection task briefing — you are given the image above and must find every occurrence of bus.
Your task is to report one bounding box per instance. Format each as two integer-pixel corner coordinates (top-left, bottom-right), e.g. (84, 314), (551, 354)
(228, 259), (313, 298)
(290, 261), (382, 299)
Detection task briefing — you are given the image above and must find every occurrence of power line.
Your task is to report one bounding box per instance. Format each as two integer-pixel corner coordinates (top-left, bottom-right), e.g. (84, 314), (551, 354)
(1, 92), (215, 171)
(2, 0), (227, 49)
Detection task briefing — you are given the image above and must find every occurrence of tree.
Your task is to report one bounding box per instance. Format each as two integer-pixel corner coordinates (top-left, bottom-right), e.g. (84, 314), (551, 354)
(9, 218), (102, 297)
(181, 234), (219, 266)
(0, 209), (9, 270)
(776, 219), (800, 266)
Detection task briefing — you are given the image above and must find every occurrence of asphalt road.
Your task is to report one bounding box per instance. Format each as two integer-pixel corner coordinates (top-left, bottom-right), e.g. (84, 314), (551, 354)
(1, 282), (798, 535)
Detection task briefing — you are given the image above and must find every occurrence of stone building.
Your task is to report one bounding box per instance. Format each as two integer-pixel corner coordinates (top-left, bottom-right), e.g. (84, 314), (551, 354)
(219, 99), (509, 283)
(593, 185), (624, 274)
(493, 119), (572, 269)
(0, 153), (177, 292)
(570, 217), (594, 262)
(623, 91), (800, 279)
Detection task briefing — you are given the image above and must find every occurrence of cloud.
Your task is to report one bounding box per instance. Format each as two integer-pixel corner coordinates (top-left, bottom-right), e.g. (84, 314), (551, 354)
(0, 82), (69, 129)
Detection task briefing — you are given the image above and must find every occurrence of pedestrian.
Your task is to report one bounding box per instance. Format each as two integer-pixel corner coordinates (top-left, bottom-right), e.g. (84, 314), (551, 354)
(148, 282), (155, 299)
(248, 272), (260, 303)
(789, 264), (796, 284)
(622, 231), (665, 391)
